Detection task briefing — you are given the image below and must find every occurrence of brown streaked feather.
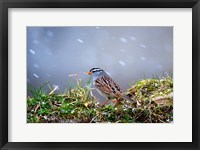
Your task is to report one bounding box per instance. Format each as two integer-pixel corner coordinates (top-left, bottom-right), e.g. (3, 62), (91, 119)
(94, 78), (112, 94)
(94, 74), (122, 98)
(103, 75), (122, 93)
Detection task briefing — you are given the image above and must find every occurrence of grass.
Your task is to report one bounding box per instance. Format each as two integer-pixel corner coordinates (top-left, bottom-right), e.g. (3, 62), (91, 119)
(27, 74), (173, 123)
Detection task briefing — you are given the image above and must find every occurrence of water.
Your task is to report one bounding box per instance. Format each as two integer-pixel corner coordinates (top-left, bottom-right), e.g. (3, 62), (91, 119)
(27, 26), (173, 101)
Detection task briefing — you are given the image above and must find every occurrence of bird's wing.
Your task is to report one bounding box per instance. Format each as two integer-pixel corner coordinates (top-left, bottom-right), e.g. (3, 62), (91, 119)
(94, 77), (113, 96)
(102, 75), (122, 97)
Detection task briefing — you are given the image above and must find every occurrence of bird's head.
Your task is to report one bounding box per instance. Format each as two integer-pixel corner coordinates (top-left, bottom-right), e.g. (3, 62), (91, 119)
(86, 68), (104, 77)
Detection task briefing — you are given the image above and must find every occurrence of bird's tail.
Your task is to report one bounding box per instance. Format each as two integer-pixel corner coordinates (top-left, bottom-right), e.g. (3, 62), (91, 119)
(122, 95), (134, 102)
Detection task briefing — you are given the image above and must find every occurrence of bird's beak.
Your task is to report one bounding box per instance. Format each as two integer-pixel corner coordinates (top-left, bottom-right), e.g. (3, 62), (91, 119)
(86, 71), (92, 75)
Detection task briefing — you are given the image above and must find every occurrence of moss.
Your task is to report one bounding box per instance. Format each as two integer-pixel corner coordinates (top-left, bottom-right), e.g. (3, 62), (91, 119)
(27, 76), (173, 123)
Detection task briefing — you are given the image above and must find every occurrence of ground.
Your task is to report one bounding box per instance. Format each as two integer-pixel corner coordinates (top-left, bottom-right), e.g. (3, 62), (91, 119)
(27, 76), (173, 123)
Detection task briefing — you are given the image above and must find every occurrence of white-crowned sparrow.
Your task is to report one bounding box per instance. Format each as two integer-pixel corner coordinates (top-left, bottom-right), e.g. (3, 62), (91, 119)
(86, 68), (133, 106)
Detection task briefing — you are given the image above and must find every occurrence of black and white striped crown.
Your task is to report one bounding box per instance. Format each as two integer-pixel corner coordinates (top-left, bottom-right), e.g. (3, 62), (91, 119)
(90, 68), (104, 73)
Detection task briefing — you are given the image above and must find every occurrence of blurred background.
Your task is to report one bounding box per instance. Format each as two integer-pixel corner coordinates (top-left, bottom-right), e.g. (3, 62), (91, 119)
(27, 26), (173, 101)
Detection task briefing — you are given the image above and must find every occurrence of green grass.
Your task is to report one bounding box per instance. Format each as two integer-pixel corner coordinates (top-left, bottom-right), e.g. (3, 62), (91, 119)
(27, 75), (173, 123)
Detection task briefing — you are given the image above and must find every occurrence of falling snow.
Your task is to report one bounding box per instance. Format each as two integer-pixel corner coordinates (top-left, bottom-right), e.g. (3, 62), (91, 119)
(120, 49), (126, 53)
(47, 30), (54, 37)
(77, 38), (84, 43)
(140, 56), (146, 61)
(120, 37), (127, 43)
(130, 36), (136, 41)
(33, 40), (39, 44)
(33, 73), (39, 78)
(33, 64), (39, 69)
(139, 44), (146, 48)
(119, 60), (126, 66)
(96, 27), (100, 29)
(29, 49), (35, 55)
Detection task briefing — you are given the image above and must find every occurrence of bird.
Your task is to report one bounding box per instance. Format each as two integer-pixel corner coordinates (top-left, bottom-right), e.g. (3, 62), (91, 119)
(86, 68), (134, 106)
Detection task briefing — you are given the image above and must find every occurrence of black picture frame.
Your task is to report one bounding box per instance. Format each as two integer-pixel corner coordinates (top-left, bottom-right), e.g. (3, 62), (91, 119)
(0, 0), (199, 150)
